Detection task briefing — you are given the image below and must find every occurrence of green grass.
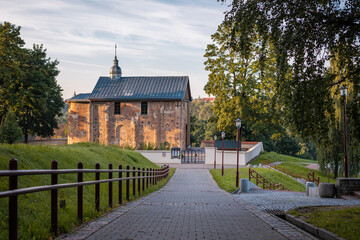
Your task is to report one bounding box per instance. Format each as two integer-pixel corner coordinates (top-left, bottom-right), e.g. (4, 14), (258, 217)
(278, 162), (336, 184)
(0, 143), (174, 240)
(289, 206), (360, 240)
(252, 151), (316, 165)
(210, 168), (305, 193)
(252, 152), (337, 184)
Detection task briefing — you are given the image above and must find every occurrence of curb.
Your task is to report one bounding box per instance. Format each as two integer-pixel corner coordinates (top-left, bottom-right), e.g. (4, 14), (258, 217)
(286, 214), (346, 240)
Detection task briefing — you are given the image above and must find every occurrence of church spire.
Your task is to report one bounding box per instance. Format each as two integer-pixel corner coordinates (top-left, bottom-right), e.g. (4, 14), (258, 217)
(110, 44), (122, 80)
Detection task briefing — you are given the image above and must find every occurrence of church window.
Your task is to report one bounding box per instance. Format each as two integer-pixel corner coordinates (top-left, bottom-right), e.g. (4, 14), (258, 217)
(141, 102), (148, 115)
(114, 102), (120, 115)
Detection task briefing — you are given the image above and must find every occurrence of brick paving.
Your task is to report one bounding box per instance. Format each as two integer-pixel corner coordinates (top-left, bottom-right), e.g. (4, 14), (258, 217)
(61, 166), (315, 240)
(234, 189), (360, 211)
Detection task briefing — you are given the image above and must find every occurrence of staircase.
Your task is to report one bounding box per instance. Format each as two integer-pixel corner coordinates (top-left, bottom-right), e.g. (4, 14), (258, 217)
(341, 191), (360, 200)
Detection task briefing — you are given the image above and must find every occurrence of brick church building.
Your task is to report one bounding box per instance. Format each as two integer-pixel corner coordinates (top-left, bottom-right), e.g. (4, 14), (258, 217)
(66, 52), (191, 149)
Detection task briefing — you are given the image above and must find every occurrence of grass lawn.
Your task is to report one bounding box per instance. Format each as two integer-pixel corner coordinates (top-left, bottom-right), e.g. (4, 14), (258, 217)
(252, 152), (337, 184)
(210, 167), (305, 193)
(0, 143), (174, 240)
(289, 206), (360, 240)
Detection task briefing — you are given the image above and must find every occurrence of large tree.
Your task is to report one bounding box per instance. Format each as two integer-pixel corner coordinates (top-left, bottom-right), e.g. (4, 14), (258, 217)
(0, 22), (64, 142)
(204, 22), (297, 153)
(222, 0), (360, 174)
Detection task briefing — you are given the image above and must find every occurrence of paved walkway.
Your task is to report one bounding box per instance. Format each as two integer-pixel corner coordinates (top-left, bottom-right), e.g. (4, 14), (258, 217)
(235, 189), (360, 212)
(61, 167), (315, 240)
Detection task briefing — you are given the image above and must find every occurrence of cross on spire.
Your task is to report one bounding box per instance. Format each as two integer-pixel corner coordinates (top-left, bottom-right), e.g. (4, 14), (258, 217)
(115, 44), (117, 58)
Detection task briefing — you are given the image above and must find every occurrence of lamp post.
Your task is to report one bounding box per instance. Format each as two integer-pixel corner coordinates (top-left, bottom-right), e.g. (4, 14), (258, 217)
(235, 118), (242, 187)
(221, 132), (225, 176)
(214, 135), (217, 169)
(340, 86), (349, 178)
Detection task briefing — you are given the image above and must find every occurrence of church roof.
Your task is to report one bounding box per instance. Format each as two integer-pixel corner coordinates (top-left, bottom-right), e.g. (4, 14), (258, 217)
(66, 76), (191, 102)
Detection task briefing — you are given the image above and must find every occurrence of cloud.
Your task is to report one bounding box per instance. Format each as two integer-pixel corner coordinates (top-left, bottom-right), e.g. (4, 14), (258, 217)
(0, 0), (228, 98)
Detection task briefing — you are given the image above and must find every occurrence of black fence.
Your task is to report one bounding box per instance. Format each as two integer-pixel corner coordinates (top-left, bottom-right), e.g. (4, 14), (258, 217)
(181, 148), (205, 164)
(0, 158), (170, 240)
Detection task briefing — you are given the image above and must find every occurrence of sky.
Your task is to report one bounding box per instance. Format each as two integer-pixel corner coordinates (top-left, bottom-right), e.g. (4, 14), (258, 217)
(0, 0), (230, 100)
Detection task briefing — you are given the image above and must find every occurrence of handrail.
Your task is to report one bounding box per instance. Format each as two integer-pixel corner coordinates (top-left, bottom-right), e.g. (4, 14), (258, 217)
(1, 158), (170, 240)
(262, 160), (320, 186)
(249, 168), (289, 191)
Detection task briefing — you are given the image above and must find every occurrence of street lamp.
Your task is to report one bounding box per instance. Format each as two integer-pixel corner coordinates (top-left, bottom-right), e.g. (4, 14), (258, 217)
(221, 132), (225, 176)
(235, 118), (242, 187)
(340, 86), (349, 178)
(214, 135), (217, 169)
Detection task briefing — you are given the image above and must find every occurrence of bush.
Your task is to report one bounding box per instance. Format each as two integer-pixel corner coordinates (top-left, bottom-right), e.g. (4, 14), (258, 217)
(0, 111), (22, 144)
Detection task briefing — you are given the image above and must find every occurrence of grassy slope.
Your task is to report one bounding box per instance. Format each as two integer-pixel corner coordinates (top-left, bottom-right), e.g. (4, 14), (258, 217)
(0, 143), (173, 240)
(252, 152), (336, 184)
(210, 168), (305, 193)
(289, 206), (360, 240)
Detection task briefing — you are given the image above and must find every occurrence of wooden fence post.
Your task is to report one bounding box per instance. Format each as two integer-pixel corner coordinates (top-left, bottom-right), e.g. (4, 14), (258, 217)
(51, 160), (58, 236)
(146, 168), (149, 188)
(9, 158), (18, 240)
(109, 164), (113, 208)
(119, 165), (123, 204)
(95, 163), (100, 211)
(132, 167), (136, 196)
(126, 166), (130, 201)
(138, 168), (141, 196)
(142, 168), (145, 192)
(77, 162), (83, 222)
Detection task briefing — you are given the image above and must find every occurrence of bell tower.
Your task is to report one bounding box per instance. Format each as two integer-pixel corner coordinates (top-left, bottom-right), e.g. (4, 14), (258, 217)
(110, 44), (122, 80)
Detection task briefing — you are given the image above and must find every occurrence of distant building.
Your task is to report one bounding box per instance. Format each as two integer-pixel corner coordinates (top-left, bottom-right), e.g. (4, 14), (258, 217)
(202, 97), (215, 102)
(66, 52), (191, 149)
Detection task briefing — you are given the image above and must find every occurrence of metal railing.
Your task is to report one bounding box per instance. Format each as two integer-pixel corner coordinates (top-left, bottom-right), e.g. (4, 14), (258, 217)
(0, 158), (170, 240)
(249, 168), (289, 191)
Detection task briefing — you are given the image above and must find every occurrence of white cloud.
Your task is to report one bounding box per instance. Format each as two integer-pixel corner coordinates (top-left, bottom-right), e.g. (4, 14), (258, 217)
(0, 0), (228, 98)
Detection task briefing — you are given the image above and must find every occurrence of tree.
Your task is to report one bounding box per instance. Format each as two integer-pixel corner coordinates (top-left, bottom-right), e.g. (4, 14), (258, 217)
(204, 22), (292, 148)
(224, 0), (360, 140)
(0, 22), (64, 142)
(223, 0), (360, 174)
(0, 110), (22, 144)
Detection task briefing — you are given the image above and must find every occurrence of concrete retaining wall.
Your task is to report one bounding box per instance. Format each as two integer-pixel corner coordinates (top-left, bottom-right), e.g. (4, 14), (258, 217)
(27, 138), (68, 146)
(336, 178), (360, 195)
(136, 150), (181, 164)
(204, 142), (263, 165)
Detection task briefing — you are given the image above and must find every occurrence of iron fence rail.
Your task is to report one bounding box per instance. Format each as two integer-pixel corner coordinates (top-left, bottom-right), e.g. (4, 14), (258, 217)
(0, 158), (170, 240)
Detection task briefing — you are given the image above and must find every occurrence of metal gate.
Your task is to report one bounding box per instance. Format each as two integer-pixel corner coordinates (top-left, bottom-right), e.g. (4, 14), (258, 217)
(181, 148), (205, 164)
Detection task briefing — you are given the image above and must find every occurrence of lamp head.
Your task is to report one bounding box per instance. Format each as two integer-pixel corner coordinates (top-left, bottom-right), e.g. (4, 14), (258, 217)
(214, 135), (217, 141)
(235, 118), (242, 128)
(221, 132), (225, 139)
(340, 86), (348, 97)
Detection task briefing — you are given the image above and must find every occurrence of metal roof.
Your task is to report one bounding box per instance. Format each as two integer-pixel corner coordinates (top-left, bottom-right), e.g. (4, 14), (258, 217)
(89, 76), (190, 101)
(65, 93), (91, 102)
(215, 140), (242, 150)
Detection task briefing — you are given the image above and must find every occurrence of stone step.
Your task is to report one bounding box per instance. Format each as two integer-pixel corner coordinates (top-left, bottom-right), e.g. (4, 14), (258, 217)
(341, 195), (360, 200)
(353, 191), (360, 199)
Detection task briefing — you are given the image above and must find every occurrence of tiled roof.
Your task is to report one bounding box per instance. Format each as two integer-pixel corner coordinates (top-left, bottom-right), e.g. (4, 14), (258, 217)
(65, 93), (91, 102)
(89, 76), (190, 101)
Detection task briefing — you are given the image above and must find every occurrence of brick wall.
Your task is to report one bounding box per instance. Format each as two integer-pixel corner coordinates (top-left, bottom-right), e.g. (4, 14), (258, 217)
(336, 178), (360, 196)
(68, 100), (190, 149)
(68, 102), (90, 144)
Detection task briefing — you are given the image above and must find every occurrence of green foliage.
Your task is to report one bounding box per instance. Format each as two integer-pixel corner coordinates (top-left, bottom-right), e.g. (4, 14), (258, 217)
(138, 142), (155, 150)
(289, 206), (360, 240)
(210, 167), (305, 193)
(0, 111), (22, 144)
(203, 21), (316, 157)
(223, 0), (360, 174)
(0, 22), (64, 142)
(0, 143), (173, 239)
(156, 142), (170, 150)
(190, 98), (222, 147)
